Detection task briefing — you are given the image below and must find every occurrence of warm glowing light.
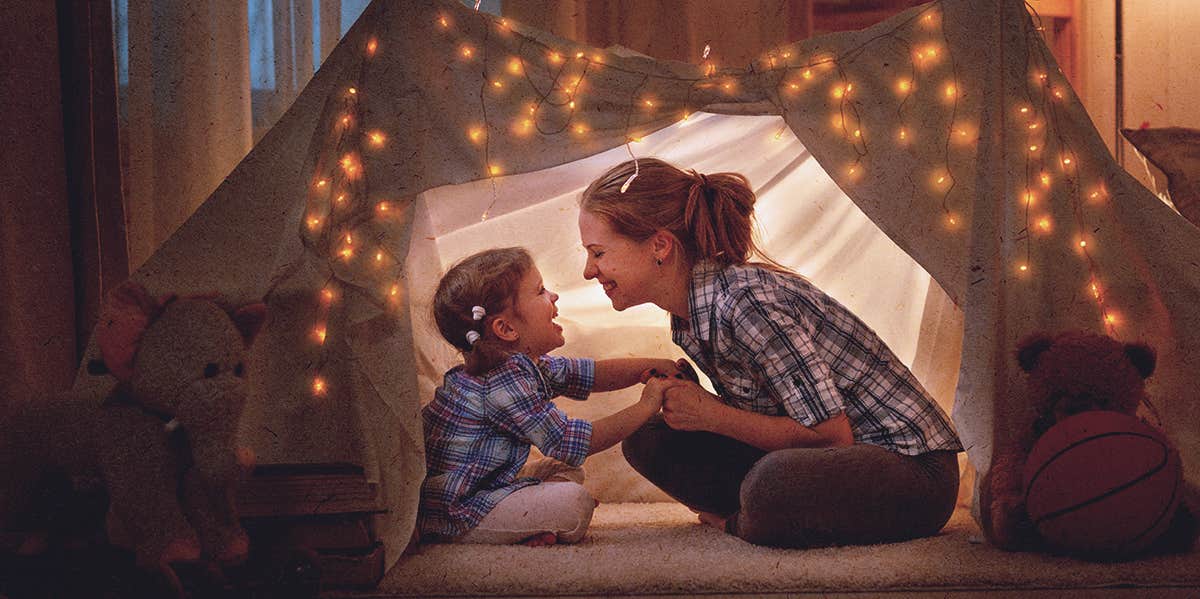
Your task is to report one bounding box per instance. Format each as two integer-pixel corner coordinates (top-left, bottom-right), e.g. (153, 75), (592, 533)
(1018, 263), (1028, 272)
(1029, 144), (1039, 152)
(681, 111), (691, 121)
(340, 246), (353, 260)
(348, 87), (357, 95)
(1053, 88), (1064, 99)
(313, 377), (327, 395)
(499, 18), (510, 29)
(831, 115), (843, 129)
(390, 284), (400, 297)
(853, 129), (861, 138)
(489, 164), (502, 176)
(896, 79), (912, 94)
(461, 45), (474, 58)
(789, 83), (800, 90)
(376, 202), (392, 213)
(898, 127), (910, 142)
(307, 216), (321, 229)
(366, 39), (378, 55)
(1079, 239), (1088, 248)
(937, 176), (946, 184)
(802, 69), (813, 80)
(1040, 172), (1051, 187)
(774, 128), (786, 141)
(644, 99), (655, 107)
(340, 155), (358, 174)
(574, 124), (587, 135)
(832, 85), (846, 99)
(1028, 122), (1040, 130)
(1019, 106), (1030, 114)
(321, 289), (334, 303)
(468, 127), (484, 143)
(341, 115), (350, 126)
(438, 15), (449, 28)
(1037, 217), (1052, 231)
(1061, 155), (1073, 167)
(316, 179), (328, 188)
(1023, 191), (1036, 206)
(549, 51), (563, 64)
(315, 326), (327, 344)
(722, 82), (733, 91)
(1090, 281), (1101, 298)
(492, 80), (503, 88)
(368, 131), (385, 146)
(375, 251), (384, 262)
(335, 194), (346, 205)
(945, 213), (960, 228)
(568, 100), (576, 109)
(508, 58), (522, 74)
(944, 83), (956, 98)
(1105, 312), (1119, 326)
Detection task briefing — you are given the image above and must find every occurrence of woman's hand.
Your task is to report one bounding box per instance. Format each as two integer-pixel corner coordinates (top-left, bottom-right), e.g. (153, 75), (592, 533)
(639, 358), (700, 384)
(661, 383), (722, 432)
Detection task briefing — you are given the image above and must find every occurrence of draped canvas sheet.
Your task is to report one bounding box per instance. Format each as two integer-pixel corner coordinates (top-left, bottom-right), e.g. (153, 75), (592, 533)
(71, 0), (1200, 569)
(407, 112), (963, 502)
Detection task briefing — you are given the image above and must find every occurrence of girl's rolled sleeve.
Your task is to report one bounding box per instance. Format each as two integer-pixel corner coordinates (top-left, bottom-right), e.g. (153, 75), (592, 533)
(537, 355), (595, 400)
(489, 363), (593, 466)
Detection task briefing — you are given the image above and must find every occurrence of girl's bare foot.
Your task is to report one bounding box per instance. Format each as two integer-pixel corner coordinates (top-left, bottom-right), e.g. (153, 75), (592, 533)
(521, 532), (558, 547)
(697, 511), (728, 532)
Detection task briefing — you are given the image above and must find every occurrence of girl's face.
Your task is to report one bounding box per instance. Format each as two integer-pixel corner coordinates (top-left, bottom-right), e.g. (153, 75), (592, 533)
(578, 209), (659, 311)
(507, 265), (565, 356)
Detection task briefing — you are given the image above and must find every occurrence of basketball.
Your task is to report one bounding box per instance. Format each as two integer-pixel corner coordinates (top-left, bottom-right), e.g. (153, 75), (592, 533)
(1023, 410), (1182, 556)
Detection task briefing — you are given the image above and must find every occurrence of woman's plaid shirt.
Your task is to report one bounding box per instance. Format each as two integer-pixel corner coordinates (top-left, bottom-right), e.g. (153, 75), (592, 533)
(670, 261), (961, 456)
(419, 353), (594, 538)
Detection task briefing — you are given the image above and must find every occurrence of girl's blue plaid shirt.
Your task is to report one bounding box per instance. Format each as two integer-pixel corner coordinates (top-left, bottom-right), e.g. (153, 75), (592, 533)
(419, 353), (595, 538)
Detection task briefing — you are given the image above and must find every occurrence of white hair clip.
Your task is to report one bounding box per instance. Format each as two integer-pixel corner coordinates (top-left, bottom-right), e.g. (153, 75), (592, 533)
(465, 330), (481, 346)
(471, 305), (486, 321)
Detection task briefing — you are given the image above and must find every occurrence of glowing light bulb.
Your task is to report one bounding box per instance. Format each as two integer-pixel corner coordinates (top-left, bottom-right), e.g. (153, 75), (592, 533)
(574, 124), (587, 135)
(832, 85), (845, 99)
(802, 69), (813, 80)
(1018, 264), (1028, 272)
(1105, 313), (1119, 325)
(1062, 156), (1072, 166)
(321, 289), (334, 303)
(1028, 122), (1040, 130)
(1023, 191), (1036, 206)
(492, 80), (503, 88)
(315, 326), (327, 344)
(489, 164), (502, 176)
(313, 377), (326, 395)
(575, 51), (584, 59)
(937, 176), (946, 184)
(375, 251), (384, 262)
(1029, 144), (1039, 152)
(644, 99), (655, 107)
(368, 131), (385, 146)
(1037, 217), (1051, 231)
(366, 39), (378, 55)
(468, 127), (484, 143)
(376, 202), (392, 213)
(549, 51), (563, 64)
(897, 79), (912, 94)
(898, 127), (909, 142)
(307, 216), (321, 229)
(390, 284), (400, 297)
(316, 179), (328, 188)
(1040, 173), (1051, 187)
(789, 83), (799, 90)
(340, 247), (353, 260)
(1020, 107), (1030, 114)
(853, 129), (861, 138)
(348, 87), (357, 95)
(336, 194), (346, 205)
(569, 100), (576, 109)
(1079, 240), (1087, 248)
(508, 58), (522, 74)
(944, 83), (956, 98)
(438, 15), (448, 28)
(461, 46), (473, 58)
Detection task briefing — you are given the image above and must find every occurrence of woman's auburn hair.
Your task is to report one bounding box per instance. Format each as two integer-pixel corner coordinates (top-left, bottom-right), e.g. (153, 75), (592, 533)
(432, 246), (532, 376)
(579, 157), (775, 267)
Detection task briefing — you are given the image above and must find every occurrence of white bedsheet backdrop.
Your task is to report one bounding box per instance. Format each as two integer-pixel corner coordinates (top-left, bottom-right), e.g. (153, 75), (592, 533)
(406, 113), (963, 502)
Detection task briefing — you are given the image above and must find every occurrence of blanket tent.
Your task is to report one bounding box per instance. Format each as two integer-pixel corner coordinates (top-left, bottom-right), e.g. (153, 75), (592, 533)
(75, 0), (1200, 570)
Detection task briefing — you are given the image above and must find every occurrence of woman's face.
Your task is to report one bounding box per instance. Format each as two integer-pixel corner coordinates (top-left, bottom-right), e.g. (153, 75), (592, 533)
(578, 209), (659, 311)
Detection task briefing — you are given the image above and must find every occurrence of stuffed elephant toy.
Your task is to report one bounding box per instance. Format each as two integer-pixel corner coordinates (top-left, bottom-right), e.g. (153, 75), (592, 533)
(0, 280), (267, 592)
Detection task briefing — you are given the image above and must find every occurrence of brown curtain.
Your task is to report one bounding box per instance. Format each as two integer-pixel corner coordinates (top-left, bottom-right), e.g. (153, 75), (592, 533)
(0, 0), (128, 403)
(504, 0), (813, 67)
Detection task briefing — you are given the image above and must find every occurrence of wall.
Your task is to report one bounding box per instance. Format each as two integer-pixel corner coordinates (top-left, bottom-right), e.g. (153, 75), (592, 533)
(1075, 0), (1200, 193)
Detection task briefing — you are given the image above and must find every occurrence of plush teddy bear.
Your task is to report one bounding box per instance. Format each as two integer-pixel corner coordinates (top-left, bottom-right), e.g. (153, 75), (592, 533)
(981, 330), (1196, 554)
(0, 280), (267, 593)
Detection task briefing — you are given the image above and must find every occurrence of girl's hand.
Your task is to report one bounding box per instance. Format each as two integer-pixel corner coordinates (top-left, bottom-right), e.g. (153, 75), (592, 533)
(662, 383), (721, 432)
(639, 376), (686, 412)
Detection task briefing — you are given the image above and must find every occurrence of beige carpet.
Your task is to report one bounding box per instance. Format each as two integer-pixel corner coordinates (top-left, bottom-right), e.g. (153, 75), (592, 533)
(360, 503), (1200, 597)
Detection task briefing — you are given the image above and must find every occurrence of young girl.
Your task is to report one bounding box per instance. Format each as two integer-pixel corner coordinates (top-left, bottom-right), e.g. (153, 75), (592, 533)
(420, 247), (686, 546)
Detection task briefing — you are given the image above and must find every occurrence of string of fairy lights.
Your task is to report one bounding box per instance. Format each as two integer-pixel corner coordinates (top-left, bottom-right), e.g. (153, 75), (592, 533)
(297, 0), (1122, 397)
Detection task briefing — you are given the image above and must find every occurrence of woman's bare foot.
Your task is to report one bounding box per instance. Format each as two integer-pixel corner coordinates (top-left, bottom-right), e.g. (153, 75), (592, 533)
(521, 532), (558, 547)
(697, 511), (728, 532)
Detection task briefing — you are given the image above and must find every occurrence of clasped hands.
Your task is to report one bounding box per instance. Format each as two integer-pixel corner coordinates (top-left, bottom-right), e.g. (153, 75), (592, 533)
(639, 359), (720, 432)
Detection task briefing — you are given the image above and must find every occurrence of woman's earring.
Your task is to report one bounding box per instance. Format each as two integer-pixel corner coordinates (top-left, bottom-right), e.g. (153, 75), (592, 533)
(655, 257), (663, 266)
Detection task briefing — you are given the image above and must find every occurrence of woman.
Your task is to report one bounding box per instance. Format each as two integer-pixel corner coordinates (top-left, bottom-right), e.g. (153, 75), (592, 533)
(578, 158), (963, 548)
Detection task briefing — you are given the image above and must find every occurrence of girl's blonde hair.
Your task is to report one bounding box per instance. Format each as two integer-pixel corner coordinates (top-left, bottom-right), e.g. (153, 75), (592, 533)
(432, 247), (532, 375)
(580, 158), (779, 268)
